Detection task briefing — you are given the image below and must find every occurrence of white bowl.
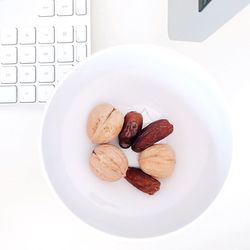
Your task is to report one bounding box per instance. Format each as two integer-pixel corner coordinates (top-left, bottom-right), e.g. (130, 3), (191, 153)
(41, 45), (232, 238)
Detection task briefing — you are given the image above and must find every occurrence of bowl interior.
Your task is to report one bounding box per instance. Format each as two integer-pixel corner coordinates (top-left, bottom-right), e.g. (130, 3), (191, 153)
(41, 45), (232, 238)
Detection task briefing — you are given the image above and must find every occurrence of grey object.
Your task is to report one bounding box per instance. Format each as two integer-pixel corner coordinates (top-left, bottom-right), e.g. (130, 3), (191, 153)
(199, 0), (212, 12)
(168, 0), (250, 42)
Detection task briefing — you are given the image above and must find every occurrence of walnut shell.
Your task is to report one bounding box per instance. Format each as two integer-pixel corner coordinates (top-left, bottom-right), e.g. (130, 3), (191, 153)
(87, 103), (124, 144)
(139, 144), (176, 178)
(90, 144), (128, 182)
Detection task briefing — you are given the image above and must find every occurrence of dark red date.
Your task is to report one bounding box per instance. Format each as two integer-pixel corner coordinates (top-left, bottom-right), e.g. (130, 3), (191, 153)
(118, 111), (143, 149)
(131, 119), (174, 152)
(125, 167), (160, 195)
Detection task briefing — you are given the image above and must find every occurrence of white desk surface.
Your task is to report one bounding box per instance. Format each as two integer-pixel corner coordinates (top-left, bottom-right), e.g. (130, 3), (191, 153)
(1, 1), (250, 249)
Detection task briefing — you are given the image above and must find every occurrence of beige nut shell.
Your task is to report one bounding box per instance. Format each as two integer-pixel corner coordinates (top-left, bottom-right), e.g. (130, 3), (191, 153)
(90, 144), (128, 182)
(139, 144), (176, 178)
(87, 103), (124, 144)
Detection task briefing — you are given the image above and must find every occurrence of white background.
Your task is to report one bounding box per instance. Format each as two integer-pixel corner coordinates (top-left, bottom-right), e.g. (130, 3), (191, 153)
(1, 0), (250, 249)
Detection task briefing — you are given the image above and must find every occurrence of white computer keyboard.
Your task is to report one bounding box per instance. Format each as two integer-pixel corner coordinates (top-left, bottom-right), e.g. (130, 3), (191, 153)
(0, 0), (91, 104)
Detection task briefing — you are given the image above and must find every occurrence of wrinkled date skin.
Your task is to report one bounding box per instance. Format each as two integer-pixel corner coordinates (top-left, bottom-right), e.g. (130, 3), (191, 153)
(132, 119), (174, 152)
(125, 167), (160, 195)
(118, 111), (143, 149)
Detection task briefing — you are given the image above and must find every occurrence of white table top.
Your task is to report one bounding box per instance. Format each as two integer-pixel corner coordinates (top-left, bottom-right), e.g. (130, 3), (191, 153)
(1, 0), (250, 249)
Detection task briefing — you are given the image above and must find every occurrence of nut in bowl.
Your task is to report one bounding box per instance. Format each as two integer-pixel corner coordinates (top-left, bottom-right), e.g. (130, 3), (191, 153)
(90, 144), (128, 182)
(87, 103), (124, 144)
(139, 144), (176, 179)
(41, 45), (232, 238)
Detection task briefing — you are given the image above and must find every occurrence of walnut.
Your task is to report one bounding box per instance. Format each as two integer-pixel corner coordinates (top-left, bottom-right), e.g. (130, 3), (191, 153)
(139, 144), (176, 178)
(87, 103), (124, 144)
(90, 144), (128, 182)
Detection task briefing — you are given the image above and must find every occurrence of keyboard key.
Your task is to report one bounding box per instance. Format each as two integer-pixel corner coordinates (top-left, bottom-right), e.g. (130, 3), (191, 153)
(38, 46), (55, 63)
(57, 26), (74, 43)
(57, 64), (73, 82)
(1, 47), (17, 64)
(39, 0), (55, 17)
(37, 85), (54, 102)
(57, 45), (74, 62)
(38, 65), (55, 83)
(19, 66), (36, 83)
(76, 26), (87, 42)
(75, 0), (86, 15)
(19, 85), (36, 103)
(19, 27), (36, 44)
(19, 46), (36, 64)
(0, 28), (17, 45)
(0, 66), (17, 84)
(0, 86), (17, 103)
(76, 45), (87, 62)
(57, 0), (73, 16)
(38, 27), (55, 44)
